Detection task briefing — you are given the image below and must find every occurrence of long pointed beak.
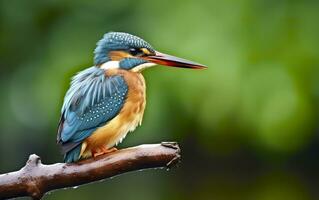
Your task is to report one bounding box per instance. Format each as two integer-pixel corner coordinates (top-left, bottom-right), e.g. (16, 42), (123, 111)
(144, 51), (207, 69)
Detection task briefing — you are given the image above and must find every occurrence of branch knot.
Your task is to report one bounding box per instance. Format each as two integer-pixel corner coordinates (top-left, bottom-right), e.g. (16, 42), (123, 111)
(26, 154), (42, 167)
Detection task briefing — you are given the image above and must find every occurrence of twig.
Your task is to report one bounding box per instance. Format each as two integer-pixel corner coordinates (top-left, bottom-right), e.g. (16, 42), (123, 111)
(0, 142), (181, 200)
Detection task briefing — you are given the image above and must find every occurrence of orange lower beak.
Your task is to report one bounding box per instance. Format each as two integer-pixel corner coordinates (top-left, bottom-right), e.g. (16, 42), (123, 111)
(143, 51), (207, 69)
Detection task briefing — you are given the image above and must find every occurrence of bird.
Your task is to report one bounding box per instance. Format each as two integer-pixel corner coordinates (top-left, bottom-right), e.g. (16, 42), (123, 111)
(57, 32), (206, 163)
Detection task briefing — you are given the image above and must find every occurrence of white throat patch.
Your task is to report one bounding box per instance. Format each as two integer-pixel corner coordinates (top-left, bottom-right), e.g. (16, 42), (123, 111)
(100, 60), (156, 72)
(131, 63), (156, 72)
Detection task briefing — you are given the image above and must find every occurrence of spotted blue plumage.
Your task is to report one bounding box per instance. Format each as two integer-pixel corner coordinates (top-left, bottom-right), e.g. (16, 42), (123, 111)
(57, 66), (128, 163)
(94, 32), (154, 65)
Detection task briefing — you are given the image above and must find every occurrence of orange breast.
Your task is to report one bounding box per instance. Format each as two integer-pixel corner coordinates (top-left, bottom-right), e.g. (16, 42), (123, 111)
(81, 69), (146, 158)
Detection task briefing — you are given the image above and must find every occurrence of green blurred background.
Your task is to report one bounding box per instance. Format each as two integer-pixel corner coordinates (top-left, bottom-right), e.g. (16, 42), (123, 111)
(1, 0), (319, 199)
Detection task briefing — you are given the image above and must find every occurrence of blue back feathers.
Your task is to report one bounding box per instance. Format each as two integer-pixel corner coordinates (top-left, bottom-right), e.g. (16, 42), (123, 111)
(94, 32), (154, 65)
(58, 66), (128, 162)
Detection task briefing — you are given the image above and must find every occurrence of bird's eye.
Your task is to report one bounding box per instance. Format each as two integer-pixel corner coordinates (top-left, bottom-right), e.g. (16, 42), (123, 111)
(129, 48), (143, 56)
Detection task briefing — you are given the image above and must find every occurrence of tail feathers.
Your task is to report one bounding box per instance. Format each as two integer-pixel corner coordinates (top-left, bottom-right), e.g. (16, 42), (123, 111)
(64, 144), (82, 163)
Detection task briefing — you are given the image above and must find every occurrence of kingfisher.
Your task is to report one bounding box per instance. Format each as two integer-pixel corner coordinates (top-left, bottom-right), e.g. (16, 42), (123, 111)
(57, 32), (206, 163)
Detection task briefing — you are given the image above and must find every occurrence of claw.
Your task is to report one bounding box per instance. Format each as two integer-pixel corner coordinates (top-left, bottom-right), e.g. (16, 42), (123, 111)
(91, 147), (118, 158)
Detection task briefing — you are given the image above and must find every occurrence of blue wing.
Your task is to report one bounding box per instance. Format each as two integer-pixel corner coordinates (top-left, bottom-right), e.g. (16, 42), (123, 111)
(57, 67), (128, 154)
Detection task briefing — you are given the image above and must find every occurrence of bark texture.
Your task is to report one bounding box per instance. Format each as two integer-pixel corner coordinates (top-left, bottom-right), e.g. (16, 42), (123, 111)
(0, 142), (180, 200)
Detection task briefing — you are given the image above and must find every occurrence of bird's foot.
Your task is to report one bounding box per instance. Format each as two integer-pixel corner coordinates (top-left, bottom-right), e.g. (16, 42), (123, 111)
(92, 147), (118, 158)
(101, 146), (118, 154)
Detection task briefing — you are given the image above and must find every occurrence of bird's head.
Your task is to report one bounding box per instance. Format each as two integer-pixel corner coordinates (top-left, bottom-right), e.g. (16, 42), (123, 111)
(94, 32), (206, 72)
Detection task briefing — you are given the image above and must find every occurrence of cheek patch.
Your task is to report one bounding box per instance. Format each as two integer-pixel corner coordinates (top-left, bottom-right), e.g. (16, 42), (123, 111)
(119, 58), (148, 70)
(109, 51), (132, 61)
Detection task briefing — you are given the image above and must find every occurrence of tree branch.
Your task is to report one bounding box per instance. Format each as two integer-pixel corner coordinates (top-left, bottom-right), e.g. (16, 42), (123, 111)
(0, 142), (180, 200)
